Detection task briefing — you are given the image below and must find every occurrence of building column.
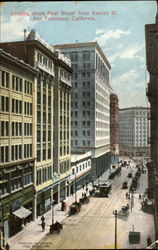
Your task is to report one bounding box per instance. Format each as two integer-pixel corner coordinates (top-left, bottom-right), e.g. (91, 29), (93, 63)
(57, 184), (60, 203)
(65, 180), (67, 198)
(33, 194), (37, 220)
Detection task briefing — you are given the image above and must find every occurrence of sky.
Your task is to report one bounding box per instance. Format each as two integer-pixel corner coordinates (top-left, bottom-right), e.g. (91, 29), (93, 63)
(0, 1), (156, 108)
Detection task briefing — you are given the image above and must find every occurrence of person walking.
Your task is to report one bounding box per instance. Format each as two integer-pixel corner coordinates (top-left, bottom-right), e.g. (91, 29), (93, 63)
(6, 243), (10, 250)
(147, 235), (152, 246)
(41, 215), (45, 222)
(41, 220), (45, 231)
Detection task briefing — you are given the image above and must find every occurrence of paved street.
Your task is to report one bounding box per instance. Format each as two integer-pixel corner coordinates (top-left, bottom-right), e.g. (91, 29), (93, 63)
(7, 159), (155, 250)
(30, 160), (155, 250)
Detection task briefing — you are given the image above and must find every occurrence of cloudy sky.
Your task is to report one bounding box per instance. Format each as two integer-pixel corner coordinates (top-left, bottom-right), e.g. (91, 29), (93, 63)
(0, 1), (156, 108)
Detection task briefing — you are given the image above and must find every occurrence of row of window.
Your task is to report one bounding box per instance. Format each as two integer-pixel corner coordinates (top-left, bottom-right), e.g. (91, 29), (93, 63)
(1, 70), (9, 88)
(71, 62), (91, 70)
(10, 99), (32, 115)
(71, 140), (91, 146)
(1, 70), (33, 96)
(60, 160), (70, 174)
(37, 148), (51, 162)
(0, 144), (32, 163)
(71, 130), (91, 137)
(71, 120), (91, 127)
(1, 96), (9, 112)
(71, 111), (92, 118)
(0, 121), (32, 137)
(37, 52), (53, 70)
(60, 145), (70, 156)
(36, 165), (52, 185)
(37, 130), (51, 142)
(0, 168), (33, 195)
(72, 160), (91, 175)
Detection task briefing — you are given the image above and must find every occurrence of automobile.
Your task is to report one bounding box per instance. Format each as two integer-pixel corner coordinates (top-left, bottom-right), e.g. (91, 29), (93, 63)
(122, 181), (128, 189)
(128, 172), (133, 178)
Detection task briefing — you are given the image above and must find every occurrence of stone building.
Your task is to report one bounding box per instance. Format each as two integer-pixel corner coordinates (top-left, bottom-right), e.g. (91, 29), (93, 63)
(110, 93), (119, 166)
(0, 49), (37, 238)
(0, 30), (72, 218)
(54, 42), (111, 178)
(119, 107), (150, 158)
(145, 1), (158, 239)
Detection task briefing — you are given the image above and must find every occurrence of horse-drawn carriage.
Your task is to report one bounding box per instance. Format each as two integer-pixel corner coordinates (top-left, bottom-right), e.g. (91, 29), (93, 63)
(49, 221), (63, 234)
(69, 202), (81, 215)
(79, 195), (90, 204)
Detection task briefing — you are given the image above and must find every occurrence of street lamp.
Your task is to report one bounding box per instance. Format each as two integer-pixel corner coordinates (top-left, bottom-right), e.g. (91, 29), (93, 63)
(51, 200), (55, 225)
(131, 188), (134, 212)
(98, 175), (100, 186)
(113, 210), (118, 250)
(75, 170), (77, 203)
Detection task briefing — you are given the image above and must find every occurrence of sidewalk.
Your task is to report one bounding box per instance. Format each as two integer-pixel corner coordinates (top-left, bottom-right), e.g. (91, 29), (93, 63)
(7, 181), (95, 250)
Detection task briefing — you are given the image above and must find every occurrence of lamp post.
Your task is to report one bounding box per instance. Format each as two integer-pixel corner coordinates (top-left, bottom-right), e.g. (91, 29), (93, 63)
(51, 200), (55, 225)
(131, 188), (134, 212)
(98, 175), (100, 186)
(75, 171), (77, 203)
(113, 210), (118, 250)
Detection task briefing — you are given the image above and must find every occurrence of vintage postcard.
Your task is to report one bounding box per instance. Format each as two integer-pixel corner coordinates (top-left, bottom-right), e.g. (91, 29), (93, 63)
(0, 1), (157, 249)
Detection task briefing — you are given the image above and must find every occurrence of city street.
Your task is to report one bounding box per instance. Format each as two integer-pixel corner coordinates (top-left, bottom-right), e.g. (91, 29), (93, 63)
(32, 161), (155, 249)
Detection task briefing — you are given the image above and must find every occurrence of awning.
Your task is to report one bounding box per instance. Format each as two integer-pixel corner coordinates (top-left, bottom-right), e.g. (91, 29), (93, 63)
(12, 206), (31, 219)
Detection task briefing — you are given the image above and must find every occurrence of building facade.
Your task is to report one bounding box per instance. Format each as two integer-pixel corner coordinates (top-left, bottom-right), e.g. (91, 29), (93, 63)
(119, 107), (150, 158)
(145, 2), (158, 239)
(70, 151), (92, 198)
(110, 93), (119, 166)
(0, 49), (37, 239)
(54, 42), (111, 178)
(0, 30), (72, 219)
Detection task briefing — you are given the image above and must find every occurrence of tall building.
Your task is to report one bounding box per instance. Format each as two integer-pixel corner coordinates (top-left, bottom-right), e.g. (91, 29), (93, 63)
(0, 30), (72, 219)
(110, 93), (119, 166)
(0, 49), (37, 238)
(119, 107), (150, 158)
(145, 0), (158, 239)
(54, 42), (111, 178)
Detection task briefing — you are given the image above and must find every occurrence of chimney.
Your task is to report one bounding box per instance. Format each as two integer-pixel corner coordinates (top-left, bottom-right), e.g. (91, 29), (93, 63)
(24, 29), (27, 41)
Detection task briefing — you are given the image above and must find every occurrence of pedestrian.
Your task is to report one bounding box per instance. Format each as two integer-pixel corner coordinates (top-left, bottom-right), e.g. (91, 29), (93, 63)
(64, 202), (67, 211)
(86, 187), (88, 193)
(125, 192), (128, 199)
(128, 194), (130, 200)
(41, 215), (45, 222)
(6, 243), (10, 250)
(41, 220), (45, 231)
(147, 235), (152, 246)
(61, 201), (64, 211)
(139, 193), (141, 199)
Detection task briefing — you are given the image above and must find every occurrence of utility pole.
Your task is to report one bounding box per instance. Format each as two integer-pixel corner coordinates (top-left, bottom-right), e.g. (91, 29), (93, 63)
(113, 210), (118, 250)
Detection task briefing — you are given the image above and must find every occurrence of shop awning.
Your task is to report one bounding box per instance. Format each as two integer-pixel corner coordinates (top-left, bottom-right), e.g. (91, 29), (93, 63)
(12, 206), (31, 219)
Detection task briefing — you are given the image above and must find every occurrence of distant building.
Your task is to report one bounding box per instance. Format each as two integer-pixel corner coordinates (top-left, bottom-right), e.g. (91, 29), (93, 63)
(110, 93), (119, 166)
(145, 1), (158, 239)
(0, 49), (37, 238)
(119, 107), (150, 158)
(55, 42), (111, 178)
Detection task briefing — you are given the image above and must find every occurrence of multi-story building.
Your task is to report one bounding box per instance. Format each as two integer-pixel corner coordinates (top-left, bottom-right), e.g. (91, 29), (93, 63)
(145, 1), (158, 239)
(110, 93), (119, 166)
(0, 49), (37, 239)
(54, 42), (111, 178)
(0, 30), (72, 218)
(119, 107), (150, 158)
